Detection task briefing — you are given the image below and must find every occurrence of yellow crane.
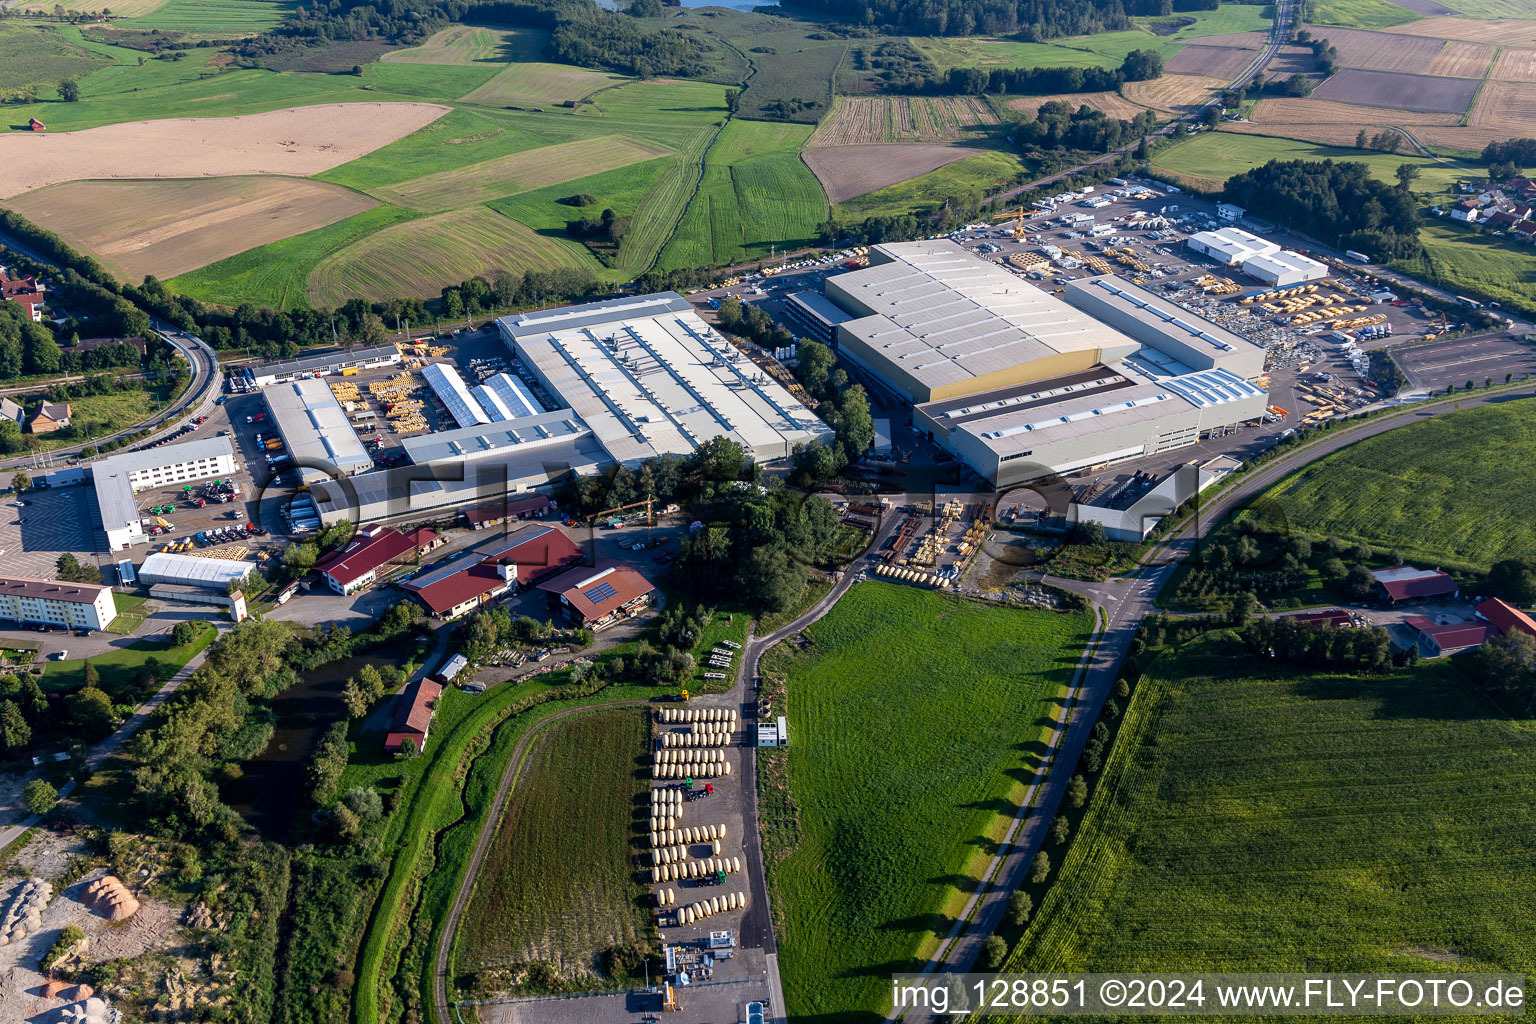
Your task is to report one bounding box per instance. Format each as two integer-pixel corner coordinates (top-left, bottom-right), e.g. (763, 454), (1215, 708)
(1012, 206), (1027, 240)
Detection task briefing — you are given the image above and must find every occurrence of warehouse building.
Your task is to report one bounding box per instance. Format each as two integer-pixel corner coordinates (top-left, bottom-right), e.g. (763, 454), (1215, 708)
(422, 362), (489, 429)
(498, 292), (833, 465)
(91, 436), (238, 552)
(401, 524), (584, 619)
(0, 576), (116, 631)
(400, 410), (588, 467)
(783, 291), (857, 347)
(249, 344), (401, 387)
(137, 551), (254, 590)
(539, 561), (655, 630)
(812, 241), (1269, 486)
(825, 240), (1134, 405)
(475, 372), (545, 422)
(1241, 249), (1329, 287)
(1071, 456), (1239, 541)
(1187, 227), (1280, 265)
(312, 523), (439, 595)
(263, 377), (373, 484)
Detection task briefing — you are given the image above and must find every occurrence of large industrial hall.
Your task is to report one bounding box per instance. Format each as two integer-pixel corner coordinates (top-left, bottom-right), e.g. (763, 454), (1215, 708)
(815, 240), (1270, 486)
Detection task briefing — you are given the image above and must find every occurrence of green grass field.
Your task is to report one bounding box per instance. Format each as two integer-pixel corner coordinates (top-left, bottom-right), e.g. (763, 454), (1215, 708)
(114, 0), (296, 35)
(1149, 131), (1464, 192)
(761, 583), (1092, 1023)
(305, 205), (589, 305)
(834, 149), (1024, 221)
(1394, 219), (1536, 318)
(1006, 631), (1536, 988)
(1304, 0), (1420, 28)
(455, 708), (651, 988)
(381, 24), (547, 65)
(43, 623), (213, 696)
(169, 205), (419, 311)
(1245, 399), (1536, 573)
(911, 3), (1272, 71)
(658, 119), (826, 270)
(459, 61), (629, 108)
(371, 134), (673, 212)
(0, 21), (112, 94)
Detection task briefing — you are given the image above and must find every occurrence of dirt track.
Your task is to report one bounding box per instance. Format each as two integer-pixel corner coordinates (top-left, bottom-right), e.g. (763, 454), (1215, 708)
(0, 102), (448, 198)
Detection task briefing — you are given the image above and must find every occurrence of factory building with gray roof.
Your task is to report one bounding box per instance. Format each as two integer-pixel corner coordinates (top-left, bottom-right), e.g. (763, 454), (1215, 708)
(815, 241), (1270, 487)
(263, 377), (374, 484)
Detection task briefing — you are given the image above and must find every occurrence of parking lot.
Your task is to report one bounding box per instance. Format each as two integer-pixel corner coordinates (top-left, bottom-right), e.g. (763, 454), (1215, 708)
(1391, 332), (1536, 391)
(0, 486), (98, 578)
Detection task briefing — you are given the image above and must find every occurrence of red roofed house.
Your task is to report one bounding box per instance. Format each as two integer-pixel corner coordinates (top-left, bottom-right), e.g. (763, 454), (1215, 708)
(1451, 199), (1483, 223)
(384, 676), (443, 754)
(26, 118), (44, 132)
(401, 523), (582, 619)
(1291, 608), (1351, 629)
(1404, 616), (1495, 656)
(1514, 220), (1536, 244)
(1371, 566), (1458, 604)
(0, 269), (45, 322)
(313, 523), (439, 595)
(538, 561), (656, 630)
(1475, 597), (1536, 639)
(1484, 210), (1521, 231)
(464, 494), (554, 530)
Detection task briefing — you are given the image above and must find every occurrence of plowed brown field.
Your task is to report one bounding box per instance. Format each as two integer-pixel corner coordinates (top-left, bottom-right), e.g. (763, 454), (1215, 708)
(5, 176), (376, 280)
(1248, 97), (1463, 126)
(1303, 25), (1443, 72)
(802, 144), (973, 203)
(0, 103), (448, 198)
(1164, 45), (1257, 78)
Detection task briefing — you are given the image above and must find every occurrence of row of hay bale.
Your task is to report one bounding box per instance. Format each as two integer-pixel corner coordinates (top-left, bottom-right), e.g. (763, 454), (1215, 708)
(650, 854), (743, 883)
(661, 708), (738, 724)
(872, 563), (953, 588)
(653, 749), (727, 766)
(657, 888), (677, 907)
(651, 788), (682, 810)
(653, 762), (730, 779)
(652, 823), (726, 847)
(677, 892), (747, 925)
(649, 810), (681, 832)
(660, 730), (729, 748)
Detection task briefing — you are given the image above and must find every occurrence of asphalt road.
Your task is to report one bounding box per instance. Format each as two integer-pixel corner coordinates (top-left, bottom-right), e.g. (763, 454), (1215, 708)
(0, 230), (222, 471)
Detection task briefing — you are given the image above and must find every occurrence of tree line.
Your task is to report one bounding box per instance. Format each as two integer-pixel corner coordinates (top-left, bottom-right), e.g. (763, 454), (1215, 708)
(778, 0), (1214, 39)
(918, 48), (1162, 96)
(1222, 158), (1422, 260)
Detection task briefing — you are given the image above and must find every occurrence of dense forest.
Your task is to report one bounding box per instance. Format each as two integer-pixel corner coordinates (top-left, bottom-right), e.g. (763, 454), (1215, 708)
(1222, 159), (1422, 259)
(933, 48), (1161, 94)
(1017, 101), (1158, 153)
(234, 0), (708, 76)
(780, 0), (1216, 38)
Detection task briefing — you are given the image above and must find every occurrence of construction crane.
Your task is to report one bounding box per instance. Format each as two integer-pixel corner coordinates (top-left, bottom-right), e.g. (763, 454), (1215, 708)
(1012, 205), (1027, 240)
(589, 493), (656, 542)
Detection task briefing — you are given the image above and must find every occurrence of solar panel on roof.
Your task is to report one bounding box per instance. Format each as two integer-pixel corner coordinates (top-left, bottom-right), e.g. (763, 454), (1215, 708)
(583, 581), (619, 604)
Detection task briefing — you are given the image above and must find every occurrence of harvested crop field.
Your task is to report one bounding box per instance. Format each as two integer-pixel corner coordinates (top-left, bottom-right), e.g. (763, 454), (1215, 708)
(1004, 91), (1151, 120)
(1416, 80), (1536, 150)
(1384, 0), (1453, 13)
(1121, 74), (1226, 114)
(807, 95), (998, 147)
(1491, 46), (1536, 81)
(1424, 39), (1495, 77)
(380, 24), (544, 64)
(1384, 15), (1536, 44)
(1221, 120), (1394, 147)
(802, 143), (975, 204)
(306, 205), (586, 305)
(1249, 96), (1462, 125)
(1312, 69), (1478, 112)
(1164, 44), (1258, 78)
(4, 176), (376, 281)
(459, 61), (627, 107)
(370, 134), (672, 211)
(0, 102), (447, 198)
(1303, 24), (1443, 71)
